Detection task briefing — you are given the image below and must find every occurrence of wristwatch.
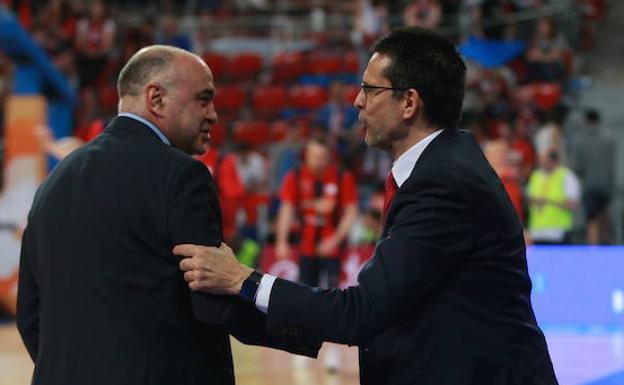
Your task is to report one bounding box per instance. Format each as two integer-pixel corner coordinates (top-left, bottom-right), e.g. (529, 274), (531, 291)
(239, 270), (263, 302)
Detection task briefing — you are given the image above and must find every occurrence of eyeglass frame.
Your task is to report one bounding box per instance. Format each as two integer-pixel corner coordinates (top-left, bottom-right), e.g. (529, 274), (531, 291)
(360, 83), (413, 100)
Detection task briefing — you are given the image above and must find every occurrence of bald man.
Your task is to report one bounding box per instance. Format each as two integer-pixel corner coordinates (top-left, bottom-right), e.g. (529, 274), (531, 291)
(17, 45), (318, 385)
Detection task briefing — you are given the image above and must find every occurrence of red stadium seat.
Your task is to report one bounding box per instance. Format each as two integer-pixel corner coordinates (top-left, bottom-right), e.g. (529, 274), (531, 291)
(532, 82), (562, 110)
(343, 84), (361, 104)
(227, 52), (263, 80)
(203, 53), (228, 79)
(99, 85), (118, 112)
(289, 85), (328, 110)
(345, 51), (360, 74)
(214, 84), (246, 119)
(252, 85), (288, 119)
(270, 120), (290, 142)
(208, 122), (227, 146)
(307, 54), (343, 75)
(233, 121), (271, 146)
(272, 52), (306, 83)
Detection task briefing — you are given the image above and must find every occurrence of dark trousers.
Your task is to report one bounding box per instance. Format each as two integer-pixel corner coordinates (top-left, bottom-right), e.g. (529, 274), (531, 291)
(298, 255), (341, 289)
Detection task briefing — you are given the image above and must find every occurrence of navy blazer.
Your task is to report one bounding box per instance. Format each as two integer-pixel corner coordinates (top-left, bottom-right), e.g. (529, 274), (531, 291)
(266, 128), (558, 385)
(17, 116), (318, 385)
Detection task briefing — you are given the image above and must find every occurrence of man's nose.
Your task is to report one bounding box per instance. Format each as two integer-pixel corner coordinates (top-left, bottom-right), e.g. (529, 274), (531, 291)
(206, 104), (218, 124)
(354, 89), (365, 110)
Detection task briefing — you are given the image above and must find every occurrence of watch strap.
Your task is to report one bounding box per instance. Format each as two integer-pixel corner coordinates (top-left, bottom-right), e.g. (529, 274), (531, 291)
(239, 270), (263, 302)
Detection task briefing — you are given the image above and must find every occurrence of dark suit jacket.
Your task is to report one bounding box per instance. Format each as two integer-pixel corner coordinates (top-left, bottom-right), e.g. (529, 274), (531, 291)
(266, 129), (558, 385)
(17, 116), (318, 385)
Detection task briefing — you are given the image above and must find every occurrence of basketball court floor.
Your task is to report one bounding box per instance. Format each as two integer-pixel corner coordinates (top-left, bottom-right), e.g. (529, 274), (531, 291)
(1, 322), (623, 385)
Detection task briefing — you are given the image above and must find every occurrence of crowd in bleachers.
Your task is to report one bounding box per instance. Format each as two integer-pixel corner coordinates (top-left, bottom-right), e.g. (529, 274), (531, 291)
(0, 0), (614, 249)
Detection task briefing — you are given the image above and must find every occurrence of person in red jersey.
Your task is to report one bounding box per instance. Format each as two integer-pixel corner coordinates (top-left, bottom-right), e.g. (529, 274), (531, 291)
(197, 145), (245, 243)
(275, 134), (358, 289)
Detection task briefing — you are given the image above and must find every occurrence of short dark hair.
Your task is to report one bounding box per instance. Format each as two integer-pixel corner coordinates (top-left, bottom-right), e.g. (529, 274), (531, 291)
(372, 27), (466, 128)
(308, 130), (331, 148)
(117, 45), (186, 97)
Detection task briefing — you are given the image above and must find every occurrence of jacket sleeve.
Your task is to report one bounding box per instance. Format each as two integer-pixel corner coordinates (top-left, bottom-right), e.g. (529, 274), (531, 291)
(16, 224), (40, 361)
(169, 160), (320, 357)
(266, 165), (474, 345)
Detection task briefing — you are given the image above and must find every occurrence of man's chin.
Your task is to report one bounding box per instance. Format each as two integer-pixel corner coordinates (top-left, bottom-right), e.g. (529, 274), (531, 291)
(193, 146), (207, 156)
(193, 140), (210, 156)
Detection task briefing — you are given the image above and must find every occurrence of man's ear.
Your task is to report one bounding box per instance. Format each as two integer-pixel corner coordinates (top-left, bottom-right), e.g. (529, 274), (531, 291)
(145, 83), (165, 118)
(402, 88), (422, 120)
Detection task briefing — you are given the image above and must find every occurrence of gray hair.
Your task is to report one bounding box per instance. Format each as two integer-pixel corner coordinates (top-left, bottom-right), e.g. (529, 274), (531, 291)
(117, 45), (192, 97)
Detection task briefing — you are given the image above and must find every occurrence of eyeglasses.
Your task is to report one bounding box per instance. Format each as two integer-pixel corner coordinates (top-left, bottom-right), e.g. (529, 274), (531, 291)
(360, 83), (411, 100)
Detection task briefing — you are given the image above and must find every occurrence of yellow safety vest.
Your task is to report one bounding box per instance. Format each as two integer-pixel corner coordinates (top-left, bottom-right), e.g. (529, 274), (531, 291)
(527, 166), (573, 231)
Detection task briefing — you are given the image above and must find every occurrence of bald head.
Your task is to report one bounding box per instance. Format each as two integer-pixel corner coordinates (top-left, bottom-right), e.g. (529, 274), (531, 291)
(117, 45), (198, 98)
(115, 44), (218, 156)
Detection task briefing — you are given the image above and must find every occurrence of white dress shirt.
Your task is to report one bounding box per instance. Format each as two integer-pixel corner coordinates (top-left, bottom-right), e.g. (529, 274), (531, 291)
(254, 129), (444, 313)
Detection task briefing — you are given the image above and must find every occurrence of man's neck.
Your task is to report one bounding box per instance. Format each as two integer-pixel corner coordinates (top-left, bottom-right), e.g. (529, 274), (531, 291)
(391, 126), (439, 160)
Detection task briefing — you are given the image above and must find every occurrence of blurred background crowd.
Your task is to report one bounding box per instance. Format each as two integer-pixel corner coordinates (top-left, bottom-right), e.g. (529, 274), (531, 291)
(0, 1), (623, 382)
(0, 0), (618, 269)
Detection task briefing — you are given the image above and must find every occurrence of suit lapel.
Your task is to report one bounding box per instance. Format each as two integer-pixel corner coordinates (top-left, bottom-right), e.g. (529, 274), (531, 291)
(380, 129), (454, 237)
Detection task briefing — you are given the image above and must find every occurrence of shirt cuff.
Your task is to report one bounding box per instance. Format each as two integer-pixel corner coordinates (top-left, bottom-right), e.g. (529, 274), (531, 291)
(255, 274), (277, 314)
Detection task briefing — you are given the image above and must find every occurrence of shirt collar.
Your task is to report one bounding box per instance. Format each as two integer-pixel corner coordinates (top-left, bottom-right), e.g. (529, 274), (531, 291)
(118, 112), (171, 146)
(391, 129), (443, 187)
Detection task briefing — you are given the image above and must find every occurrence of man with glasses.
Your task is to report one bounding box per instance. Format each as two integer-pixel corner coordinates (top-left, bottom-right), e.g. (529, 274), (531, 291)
(177, 28), (559, 385)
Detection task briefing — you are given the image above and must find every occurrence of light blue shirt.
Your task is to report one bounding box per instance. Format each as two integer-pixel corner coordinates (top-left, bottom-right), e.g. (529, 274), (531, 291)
(118, 112), (171, 146)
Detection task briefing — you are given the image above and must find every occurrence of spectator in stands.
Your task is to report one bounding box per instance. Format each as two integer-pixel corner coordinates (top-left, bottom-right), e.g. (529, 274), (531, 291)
(402, 0), (442, 29)
(268, 120), (303, 194)
(527, 150), (581, 244)
(350, 207), (382, 246)
(351, 0), (388, 74)
(31, 0), (76, 57)
(315, 80), (359, 159)
(484, 118), (532, 222)
(534, 105), (568, 162)
(51, 43), (78, 89)
(274, 133), (358, 372)
(458, 0), (486, 38)
(74, 0), (115, 87)
(156, 15), (192, 51)
(197, 144), (246, 244)
(569, 109), (616, 244)
(463, 112), (489, 149)
(235, 142), (269, 242)
(120, 16), (156, 64)
(354, 142), (392, 204)
(526, 17), (569, 82)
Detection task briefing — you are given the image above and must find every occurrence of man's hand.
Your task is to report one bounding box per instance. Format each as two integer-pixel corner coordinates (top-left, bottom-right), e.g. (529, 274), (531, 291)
(175, 243), (252, 295)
